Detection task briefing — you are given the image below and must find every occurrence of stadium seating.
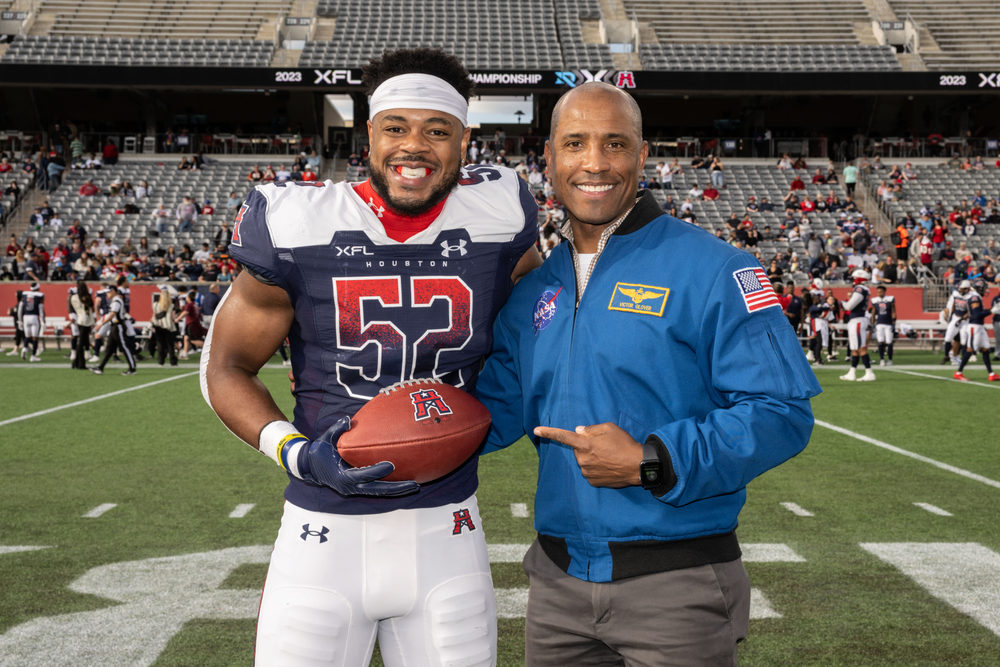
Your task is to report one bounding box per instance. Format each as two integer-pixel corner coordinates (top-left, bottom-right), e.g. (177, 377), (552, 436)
(553, 0), (614, 70)
(1, 168), (34, 225)
(33, 0), (290, 40)
(303, 0), (564, 69)
(2, 36), (275, 67)
(889, 0), (1000, 70)
(15, 162), (259, 256)
(640, 44), (902, 72)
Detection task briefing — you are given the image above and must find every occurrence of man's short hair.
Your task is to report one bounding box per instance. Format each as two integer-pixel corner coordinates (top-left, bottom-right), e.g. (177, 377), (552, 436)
(362, 48), (474, 102)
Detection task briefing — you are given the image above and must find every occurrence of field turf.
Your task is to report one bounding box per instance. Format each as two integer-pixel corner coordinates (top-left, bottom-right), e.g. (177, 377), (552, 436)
(0, 348), (998, 666)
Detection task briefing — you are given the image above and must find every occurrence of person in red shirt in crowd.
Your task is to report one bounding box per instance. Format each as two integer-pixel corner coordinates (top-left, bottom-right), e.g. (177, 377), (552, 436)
(102, 139), (119, 166)
(301, 166), (318, 181)
(918, 229), (934, 267)
(789, 175), (805, 191)
(948, 207), (964, 228)
(800, 195), (816, 213)
(702, 184), (720, 200)
(811, 169), (826, 184)
(0, 157), (12, 173)
(792, 157), (808, 170)
(78, 179), (100, 196)
(6, 234), (19, 257)
(201, 199), (214, 215)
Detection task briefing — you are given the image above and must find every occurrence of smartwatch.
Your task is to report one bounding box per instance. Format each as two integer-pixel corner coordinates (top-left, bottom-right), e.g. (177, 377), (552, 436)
(639, 440), (663, 490)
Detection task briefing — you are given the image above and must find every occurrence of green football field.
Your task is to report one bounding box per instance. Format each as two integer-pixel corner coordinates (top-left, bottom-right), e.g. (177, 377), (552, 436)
(1, 348), (998, 666)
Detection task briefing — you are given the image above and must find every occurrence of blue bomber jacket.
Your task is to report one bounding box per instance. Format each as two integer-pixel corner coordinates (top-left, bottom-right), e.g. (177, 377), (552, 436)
(476, 191), (822, 583)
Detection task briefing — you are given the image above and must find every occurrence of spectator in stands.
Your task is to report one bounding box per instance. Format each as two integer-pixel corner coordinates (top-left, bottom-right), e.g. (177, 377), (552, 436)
(78, 179), (100, 197)
(687, 182), (703, 200)
(193, 243), (212, 262)
(972, 189), (987, 208)
(82, 152), (102, 170)
(776, 154), (792, 170)
(151, 205), (170, 235)
(192, 151), (206, 170)
(201, 199), (214, 216)
(890, 184), (905, 202)
(28, 207), (45, 230)
(177, 157), (193, 171)
(0, 157), (11, 173)
(790, 157), (806, 170)
(102, 139), (119, 166)
(811, 169), (826, 185)
(710, 156), (725, 188)
(745, 196), (758, 213)
(789, 175), (805, 192)
(888, 164), (902, 182)
(783, 190), (800, 211)
(918, 230), (934, 269)
(262, 165), (277, 181)
(120, 180), (136, 197)
(825, 168), (839, 185)
(3, 179), (19, 204)
(800, 195), (816, 213)
(960, 157), (973, 171)
(680, 197), (694, 214)
(871, 156), (884, 171)
(702, 183), (720, 201)
(247, 164), (264, 182)
(301, 165), (318, 182)
(902, 163), (917, 180)
(176, 197), (196, 232)
(690, 155), (706, 170)
(6, 234), (20, 257)
(69, 135), (84, 166)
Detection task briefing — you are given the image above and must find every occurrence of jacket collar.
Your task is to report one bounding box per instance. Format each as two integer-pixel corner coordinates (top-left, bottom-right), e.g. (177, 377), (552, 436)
(613, 190), (664, 236)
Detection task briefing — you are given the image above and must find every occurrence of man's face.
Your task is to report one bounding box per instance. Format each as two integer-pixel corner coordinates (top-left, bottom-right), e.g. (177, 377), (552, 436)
(367, 108), (470, 216)
(544, 88), (647, 227)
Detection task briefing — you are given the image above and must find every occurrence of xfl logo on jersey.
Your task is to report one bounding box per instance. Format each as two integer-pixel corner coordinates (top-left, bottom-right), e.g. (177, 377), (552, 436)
(410, 388), (454, 421)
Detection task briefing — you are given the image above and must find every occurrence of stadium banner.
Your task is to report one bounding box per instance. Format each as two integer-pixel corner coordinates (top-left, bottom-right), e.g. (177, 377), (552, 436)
(0, 282), (940, 327)
(0, 65), (999, 93)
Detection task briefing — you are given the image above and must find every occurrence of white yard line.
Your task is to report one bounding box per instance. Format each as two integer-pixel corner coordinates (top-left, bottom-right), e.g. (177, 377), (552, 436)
(814, 420), (1000, 490)
(914, 502), (953, 517)
(882, 367), (1000, 389)
(810, 364), (991, 371)
(0, 372), (199, 427)
(0, 546), (52, 556)
(510, 503), (529, 518)
(228, 504), (255, 519)
(82, 504), (117, 519)
(781, 502), (814, 517)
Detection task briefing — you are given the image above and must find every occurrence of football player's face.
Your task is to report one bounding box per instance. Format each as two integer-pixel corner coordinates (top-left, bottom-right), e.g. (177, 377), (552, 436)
(367, 109), (470, 216)
(545, 88), (648, 227)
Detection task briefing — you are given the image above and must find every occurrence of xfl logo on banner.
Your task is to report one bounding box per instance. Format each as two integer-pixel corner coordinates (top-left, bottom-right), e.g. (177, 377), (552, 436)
(979, 73), (1000, 88)
(555, 69), (636, 89)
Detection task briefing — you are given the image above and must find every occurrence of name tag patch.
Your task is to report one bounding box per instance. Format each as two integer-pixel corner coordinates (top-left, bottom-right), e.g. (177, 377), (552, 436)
(608, 283), (669, 316)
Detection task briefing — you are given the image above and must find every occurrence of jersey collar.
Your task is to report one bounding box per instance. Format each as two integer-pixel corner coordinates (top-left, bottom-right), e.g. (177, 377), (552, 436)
(352, 179), (448, 243)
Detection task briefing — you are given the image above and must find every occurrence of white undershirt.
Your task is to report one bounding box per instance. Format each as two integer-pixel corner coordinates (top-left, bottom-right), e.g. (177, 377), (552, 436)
(576, 253), (596, 289)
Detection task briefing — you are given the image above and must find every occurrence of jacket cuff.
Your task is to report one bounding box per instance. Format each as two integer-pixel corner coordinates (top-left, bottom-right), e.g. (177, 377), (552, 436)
(645, 434), (677, 497)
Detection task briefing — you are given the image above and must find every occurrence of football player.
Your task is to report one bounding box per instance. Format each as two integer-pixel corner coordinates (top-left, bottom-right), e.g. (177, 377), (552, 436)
(955, 279), (998, 382)
(17, 282), (45, 362)
(806, 293), (831, 366)
(870, 284), (896, 366)
(839, 269), (876, 381)
(203, 49), (540, 667)
(941, 280), (971, 365)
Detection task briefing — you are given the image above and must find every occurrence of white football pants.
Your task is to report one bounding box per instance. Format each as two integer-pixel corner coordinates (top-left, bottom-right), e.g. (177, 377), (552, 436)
(255, 496), (496, 667)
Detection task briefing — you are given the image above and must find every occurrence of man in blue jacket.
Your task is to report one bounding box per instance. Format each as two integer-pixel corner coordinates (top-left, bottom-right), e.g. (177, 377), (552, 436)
(475, 82), (822, 666)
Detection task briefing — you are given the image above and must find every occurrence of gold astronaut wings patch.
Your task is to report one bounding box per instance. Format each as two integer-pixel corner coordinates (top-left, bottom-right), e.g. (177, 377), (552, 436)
(608, 282), (669, 316)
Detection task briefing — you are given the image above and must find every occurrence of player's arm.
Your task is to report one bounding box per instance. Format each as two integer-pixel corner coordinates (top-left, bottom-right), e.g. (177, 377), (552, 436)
(511, 246), (542, 283)
(38, 301), (45, 325)
(203, 271), (292, 446)
(891, 301), (897, 324)
(842, 290), (863, 312)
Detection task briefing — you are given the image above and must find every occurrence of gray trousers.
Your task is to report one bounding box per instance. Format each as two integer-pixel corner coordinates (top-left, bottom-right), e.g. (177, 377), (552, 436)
(523, 539), (750, 667)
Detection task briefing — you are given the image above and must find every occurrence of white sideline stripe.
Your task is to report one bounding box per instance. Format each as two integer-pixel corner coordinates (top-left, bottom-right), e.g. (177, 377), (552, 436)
(82, 503), (117, 518)
(742, 543), (806, 562)
(0, 546), (52, 555)
(0, 372), (199, 427)
(510, 503), (529, 518)
(883, 367), (1000, 390)
(495, 587), (784, 619)
(815, 420), (1000, 490)
(914, 502), (953, 517)
(488, 544), (530, 563)
(860, 542), (1000, 637)
(812, 364), (991, 371)
(781, 502), (814, 517)
(229, 504), (255, 519)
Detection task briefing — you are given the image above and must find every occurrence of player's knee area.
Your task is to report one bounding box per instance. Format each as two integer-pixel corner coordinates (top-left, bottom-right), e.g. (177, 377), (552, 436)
(425, 574), (495, 667)
(256, 587), (356, 666)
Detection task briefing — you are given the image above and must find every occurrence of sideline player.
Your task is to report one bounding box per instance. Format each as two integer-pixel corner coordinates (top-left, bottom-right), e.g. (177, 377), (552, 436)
(870, 284), (896, 366)
(941, 280), (971, 365)
(807, 293), (832, 366)
(88, 284), (137, 375)
(89, 283), (111, 363)
(840, 269), (876, 381)
(203, 49), (540, 666)
(6, 290), (25, 357)
(955, 279), (998, 382)
(17, 282), (45, 362)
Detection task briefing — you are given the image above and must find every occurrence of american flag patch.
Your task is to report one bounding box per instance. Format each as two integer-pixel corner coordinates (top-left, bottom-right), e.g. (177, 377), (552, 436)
(732, 267), (781, 313)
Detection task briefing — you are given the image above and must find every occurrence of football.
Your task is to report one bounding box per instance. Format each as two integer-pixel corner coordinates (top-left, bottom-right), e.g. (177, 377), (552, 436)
(337, 379), (492, 483)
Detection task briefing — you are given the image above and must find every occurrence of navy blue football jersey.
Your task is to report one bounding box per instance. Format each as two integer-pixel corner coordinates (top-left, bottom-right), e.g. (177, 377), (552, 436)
(96, 289), (110, 316)
(20, 290), (44, 316)
(871, 295), (894, 325)
(224, 169), (537, 515)
(808, 303), (830, 321)
(967, 292), (986, 325)
(849, 284), (870, 319)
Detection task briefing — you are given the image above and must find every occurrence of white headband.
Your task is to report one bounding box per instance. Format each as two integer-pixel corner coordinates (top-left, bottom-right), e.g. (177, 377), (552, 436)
(369, 73), (469, 127)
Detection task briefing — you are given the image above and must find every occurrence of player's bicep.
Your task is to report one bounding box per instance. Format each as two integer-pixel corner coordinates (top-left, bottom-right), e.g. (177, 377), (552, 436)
(511, 246), (542, 284)
(207, 271), (293, 379)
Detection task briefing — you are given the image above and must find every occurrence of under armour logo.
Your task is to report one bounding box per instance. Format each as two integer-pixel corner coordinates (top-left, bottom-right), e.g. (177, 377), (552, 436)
(452, 509), (476, 535)
(300, 524), (329, 543)
(441, 239), (467, 258)
(367, 197), (384, 218)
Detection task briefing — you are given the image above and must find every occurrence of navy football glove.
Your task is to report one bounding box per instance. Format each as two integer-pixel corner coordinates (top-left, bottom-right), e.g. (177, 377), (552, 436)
(296, 416), (419, 497)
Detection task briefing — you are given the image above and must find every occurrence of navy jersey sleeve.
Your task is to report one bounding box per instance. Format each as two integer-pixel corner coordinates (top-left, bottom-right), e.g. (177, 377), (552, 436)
(648, 254), (821, 506)
(228, 187), (287, 289)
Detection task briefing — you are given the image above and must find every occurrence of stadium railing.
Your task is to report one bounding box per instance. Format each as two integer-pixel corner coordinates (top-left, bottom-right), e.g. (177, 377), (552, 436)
(76, 132), (322, 156)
